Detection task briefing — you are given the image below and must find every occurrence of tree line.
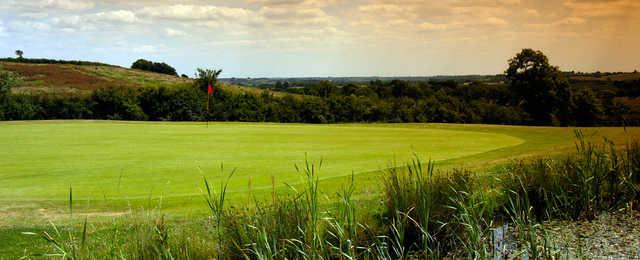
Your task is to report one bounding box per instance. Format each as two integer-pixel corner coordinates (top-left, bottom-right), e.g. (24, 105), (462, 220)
(0, 49), (638, 126)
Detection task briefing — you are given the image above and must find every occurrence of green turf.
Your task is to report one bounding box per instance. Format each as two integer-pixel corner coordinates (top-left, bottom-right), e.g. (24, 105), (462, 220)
(0, 121), (638, 258)
(0, 121), (637, 217)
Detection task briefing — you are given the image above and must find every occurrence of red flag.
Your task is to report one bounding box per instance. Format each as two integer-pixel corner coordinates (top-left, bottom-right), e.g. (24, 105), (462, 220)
(207, 83), (213, 96)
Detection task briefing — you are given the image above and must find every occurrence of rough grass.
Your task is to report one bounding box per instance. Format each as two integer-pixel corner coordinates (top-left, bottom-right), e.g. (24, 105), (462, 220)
(0, 62), (293, 97)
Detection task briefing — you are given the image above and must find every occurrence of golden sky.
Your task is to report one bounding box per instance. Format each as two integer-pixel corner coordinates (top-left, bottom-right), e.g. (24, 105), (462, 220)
(1, 0), (639, 76)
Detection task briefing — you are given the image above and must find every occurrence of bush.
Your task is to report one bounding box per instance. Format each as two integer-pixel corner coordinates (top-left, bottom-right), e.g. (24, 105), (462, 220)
(91, 87), (147, 120)
(131, 59), (178, 76)
(0, 68), (18, 119)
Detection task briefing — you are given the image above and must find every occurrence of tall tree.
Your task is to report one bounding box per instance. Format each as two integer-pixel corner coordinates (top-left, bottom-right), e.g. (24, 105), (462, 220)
(505, 49), (571, 125)
(15, 50), (23, 59)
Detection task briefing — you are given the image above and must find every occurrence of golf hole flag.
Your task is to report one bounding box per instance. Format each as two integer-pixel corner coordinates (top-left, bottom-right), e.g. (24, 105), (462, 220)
(207, 83), (213, 96)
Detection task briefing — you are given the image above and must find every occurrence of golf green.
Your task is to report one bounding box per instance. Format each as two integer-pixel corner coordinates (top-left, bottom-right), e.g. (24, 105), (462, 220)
(0, 121), (523, 203)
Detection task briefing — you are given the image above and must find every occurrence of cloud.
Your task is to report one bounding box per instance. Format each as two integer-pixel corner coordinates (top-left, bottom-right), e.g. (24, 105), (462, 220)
(132, 44), (157, 53)
(9, 20), (53, 31)
(246, 0), (337, 8)
(139, 4), (256, 22)
(92, 10), (138, 23)
(165, 28), (187, 37)
(418, 22), (448, 31)
(15, 0), (95, 11)
(482, 17), (509, 27)
(553, 16), (587, 26)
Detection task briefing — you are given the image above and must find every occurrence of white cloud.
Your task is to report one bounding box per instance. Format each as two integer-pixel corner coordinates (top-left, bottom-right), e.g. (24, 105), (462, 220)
(133, 45), (157, 53)
(45, 0), (94, 10)
(246, 0), (337, 8)
(93, 10), (138, 23)
(15, 0), (95, 11)
(139, 4), (256, 22)
(165, 28), (187, 37)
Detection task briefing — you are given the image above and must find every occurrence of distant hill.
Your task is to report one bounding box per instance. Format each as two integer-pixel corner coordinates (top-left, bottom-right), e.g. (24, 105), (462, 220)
(221, 72), (640, 88)
(0, 60), (287, 97)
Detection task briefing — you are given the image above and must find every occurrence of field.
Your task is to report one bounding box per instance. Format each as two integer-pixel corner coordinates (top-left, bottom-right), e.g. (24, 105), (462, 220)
(1, 121), (638, 257)
(1, 121), (637, 213)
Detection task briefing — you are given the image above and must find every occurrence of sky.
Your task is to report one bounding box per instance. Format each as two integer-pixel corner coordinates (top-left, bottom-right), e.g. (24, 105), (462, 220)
(0, 0), (639, 77)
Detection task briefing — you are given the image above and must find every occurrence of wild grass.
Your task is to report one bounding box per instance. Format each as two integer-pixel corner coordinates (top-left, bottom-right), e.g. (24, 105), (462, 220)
(21, 134), (640, 259)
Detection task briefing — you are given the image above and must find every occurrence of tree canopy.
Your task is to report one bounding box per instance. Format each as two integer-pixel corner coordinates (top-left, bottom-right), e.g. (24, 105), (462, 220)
(131, 59), (178, 76)
(505, 49), (572, 125)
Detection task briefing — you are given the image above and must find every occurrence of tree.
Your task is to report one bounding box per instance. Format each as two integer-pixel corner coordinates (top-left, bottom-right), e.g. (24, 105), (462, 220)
(195, 68), (222, 93)
(15, 50), (23, 59)
(131, 59), (178, 76)
(505, 49), (572, 125)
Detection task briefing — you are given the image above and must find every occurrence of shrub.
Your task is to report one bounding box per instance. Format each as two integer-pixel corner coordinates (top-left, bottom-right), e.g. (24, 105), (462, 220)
(91, 87), (147, 120)
(131, 59), (178, 76)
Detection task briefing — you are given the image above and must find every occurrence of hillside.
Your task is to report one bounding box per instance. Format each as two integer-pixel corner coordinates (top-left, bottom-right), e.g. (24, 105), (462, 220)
(0, 61), (285, 97)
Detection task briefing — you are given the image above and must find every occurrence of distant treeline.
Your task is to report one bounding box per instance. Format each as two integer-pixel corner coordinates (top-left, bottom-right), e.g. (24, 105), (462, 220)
(1, 49), (639, 126)
(0, 57), (115, 67)
(1, 78), (637, 126)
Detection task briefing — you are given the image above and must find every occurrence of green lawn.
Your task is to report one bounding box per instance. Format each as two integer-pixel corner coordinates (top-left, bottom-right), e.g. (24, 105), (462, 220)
(0, 121), (637, 217)
(0, 121), (638, 258)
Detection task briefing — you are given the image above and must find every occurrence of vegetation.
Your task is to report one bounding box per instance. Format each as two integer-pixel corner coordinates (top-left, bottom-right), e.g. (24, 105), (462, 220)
(14, 50), (23, 59)
(1, 49), (638, 126)
(194, 68), (222, 93)
(506, 49), (572, 125)
(0, 57), (114, 67)
(0, 68), (17, 119)
(131, 59), (178, 76)
(5, 134), (638, 258)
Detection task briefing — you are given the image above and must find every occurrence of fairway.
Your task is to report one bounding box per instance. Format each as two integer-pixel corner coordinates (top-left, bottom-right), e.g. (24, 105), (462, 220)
(1, 121), (637, 215)
(0, 121), (523, 201)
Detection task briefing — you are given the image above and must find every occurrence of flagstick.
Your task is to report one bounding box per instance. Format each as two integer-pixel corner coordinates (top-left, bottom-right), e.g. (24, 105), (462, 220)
(207, 93), (210, 128)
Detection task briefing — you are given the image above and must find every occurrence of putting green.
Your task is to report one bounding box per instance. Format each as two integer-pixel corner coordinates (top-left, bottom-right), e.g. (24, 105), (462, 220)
(0, 121), (523, 203)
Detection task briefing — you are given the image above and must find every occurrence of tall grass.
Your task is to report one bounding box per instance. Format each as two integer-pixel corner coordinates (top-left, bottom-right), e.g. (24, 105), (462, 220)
(501, 131), (640, 221)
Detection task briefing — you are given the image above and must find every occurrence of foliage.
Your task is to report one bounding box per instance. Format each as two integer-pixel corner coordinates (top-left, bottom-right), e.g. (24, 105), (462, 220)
(1, 50), (637, 125)
(131, 59), (178, 76)
(139, 85), (205, 121)
(0, 67), (18, 119)
(194, 68), (222, 93)
(505, 49), (572, 125)
(0, 57), (114, 66)
(90, 87), (147, 120)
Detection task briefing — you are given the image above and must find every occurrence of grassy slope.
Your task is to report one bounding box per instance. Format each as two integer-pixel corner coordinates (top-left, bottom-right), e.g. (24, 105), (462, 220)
(0, 61), (283, 97)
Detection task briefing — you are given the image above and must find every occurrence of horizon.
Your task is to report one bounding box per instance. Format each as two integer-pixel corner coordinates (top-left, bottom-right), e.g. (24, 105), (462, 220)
(1, 0), (639, 77)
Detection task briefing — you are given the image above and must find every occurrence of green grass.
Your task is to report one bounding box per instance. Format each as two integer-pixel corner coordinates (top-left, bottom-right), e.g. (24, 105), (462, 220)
(0, 121), (637, 216)
(0, 121), (637, 258)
